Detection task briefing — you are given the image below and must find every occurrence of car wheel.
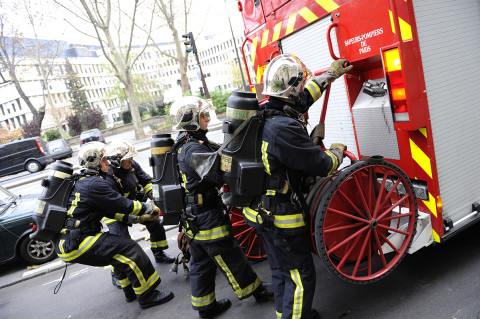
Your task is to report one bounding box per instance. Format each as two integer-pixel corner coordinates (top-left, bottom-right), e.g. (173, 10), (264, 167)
(26, 160), (41, 173)
(19, 237), (57, 265)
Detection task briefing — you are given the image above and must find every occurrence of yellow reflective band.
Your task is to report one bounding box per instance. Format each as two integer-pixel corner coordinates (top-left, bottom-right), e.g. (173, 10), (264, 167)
(422, 192), (437, 218)
(185, 225), (231, 241)
(432, 229), (440, 243)
(388, 11), (413, 40)
(131, 200), (142, 216)
(272, 21), (282, 42)
(266, 190), (276, 196)
(409, 138), (432, 178)
(298, 7), (318, 23)
(305, 80), (322, 102)
(57, 233), (104, 262)
(273, 213), (305, 229)
(113, 254), (160, 295)
(290, 269), (304, 319)
(214, 255), (262, 298)
(119, 277), (131, 288)
(251, 36), (258, 67)
(261, 141), (271, 175)
(325, 151), (338, 175)
(315, 0), (340, 12)
(419, 127), (427, 138)
(276, 311), (282, 319)
(59, 239), (66, 255)
(151, 240), (168, 248)
(103, 217), (116, 224)
(67, 192), (81, 217)
(143, 183), (152, 194)
(286, 12), (297, 35)
(192, 292), (216, 307)
(51, 170), (71, 179)
(115, 213), (125, 222)
(151, 146), (171, 155)
(243, 207), (264, 225)
(180, 171), (189, 193)
(261, 29), (269, 48)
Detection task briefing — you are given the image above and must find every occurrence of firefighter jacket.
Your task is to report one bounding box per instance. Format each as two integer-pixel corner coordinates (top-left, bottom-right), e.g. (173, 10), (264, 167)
(103, 161), (153, 224)
(176, 130), (231, 242)
(243, 97), (338, 235)
(61, 172), (148, 251)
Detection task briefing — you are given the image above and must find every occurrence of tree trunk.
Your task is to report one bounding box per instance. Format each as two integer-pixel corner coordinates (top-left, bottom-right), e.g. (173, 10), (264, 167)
(125, 80), (145, 139)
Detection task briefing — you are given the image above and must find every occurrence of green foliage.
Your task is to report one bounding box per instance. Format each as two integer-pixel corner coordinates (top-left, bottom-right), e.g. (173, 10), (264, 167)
(43, 129), (61, 142)
(65, 60), (90, 116)
(66, 113), (82, 136)
(122, 110), (132, 124)
(82, 107), (104, 130)
(21, 120), (41, 138)
(209, 90), (231, 113)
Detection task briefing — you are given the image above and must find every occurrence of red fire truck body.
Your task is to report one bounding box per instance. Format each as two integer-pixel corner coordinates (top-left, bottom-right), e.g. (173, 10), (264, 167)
(236, 0), (480, 283)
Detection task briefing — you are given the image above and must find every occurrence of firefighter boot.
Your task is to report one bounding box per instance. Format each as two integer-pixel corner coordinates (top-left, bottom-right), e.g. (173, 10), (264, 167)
(198, 298), (232, 319)
(138, 289), (174, 309)
(153, 249), (175, 264)
(123, 284), (136, 303)
(252, 282), (275, 303)
(112, 275), (122, 289)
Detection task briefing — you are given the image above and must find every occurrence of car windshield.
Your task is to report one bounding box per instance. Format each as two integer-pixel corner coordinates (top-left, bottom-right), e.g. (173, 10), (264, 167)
(0, 186), (15, 208)
(81, 131), (99, 138)
(47, 140), (64, 149)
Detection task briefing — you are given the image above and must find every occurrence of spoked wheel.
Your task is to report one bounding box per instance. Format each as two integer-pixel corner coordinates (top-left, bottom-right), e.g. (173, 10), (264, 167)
(309, 159), (418, 284)
(229, 207), (267, 260)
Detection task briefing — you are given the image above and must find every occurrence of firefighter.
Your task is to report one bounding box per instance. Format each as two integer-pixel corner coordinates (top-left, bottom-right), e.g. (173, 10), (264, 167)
(54, 141), (174, 309)
(170, 96), (273, 319)
(242, 54), (352, 319)
(103, 140), (175, 288)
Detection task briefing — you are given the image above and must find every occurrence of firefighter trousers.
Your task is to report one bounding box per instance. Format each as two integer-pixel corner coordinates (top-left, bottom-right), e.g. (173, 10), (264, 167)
(188, 236), (262, 311)
(55, 232), (161, 297)
(107, 219), (168, 283)
(256, 228), (316, 319)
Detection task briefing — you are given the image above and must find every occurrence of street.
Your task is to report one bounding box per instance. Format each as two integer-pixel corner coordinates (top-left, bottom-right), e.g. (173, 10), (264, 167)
(1, 129), (480, 319)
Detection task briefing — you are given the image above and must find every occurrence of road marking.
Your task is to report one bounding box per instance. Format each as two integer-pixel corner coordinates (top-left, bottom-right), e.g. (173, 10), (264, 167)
(69, 268), (89, 277)
(42, 278), (61, 286)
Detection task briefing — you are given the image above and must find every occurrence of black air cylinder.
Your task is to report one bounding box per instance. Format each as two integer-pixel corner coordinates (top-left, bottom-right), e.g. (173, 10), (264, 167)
(221, 91), (264, 207)
(150, 134), (184, 225)
(31, 160), (74, 242)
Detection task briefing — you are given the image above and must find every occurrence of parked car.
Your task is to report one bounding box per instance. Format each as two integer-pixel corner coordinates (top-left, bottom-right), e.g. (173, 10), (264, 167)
(79, 128), (106, 146)
(0, 185), (57, 265)
(47, 138), (73, 160)
(0, 137), (53, 177)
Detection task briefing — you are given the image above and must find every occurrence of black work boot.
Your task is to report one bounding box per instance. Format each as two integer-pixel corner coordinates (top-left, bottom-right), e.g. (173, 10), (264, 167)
(123, 285), (136, 303)
(198, 298), (232, 319)
(112, 275), (122, 289)
(154, 251), (175, 264)
(138, 289), (174, 309)
(253, 282), (275, 303)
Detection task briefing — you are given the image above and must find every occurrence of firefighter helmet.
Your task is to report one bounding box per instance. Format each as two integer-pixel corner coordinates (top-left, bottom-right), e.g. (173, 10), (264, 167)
(78, 141), (107, 169)
(169, 96), (215, 131)
(262, 54), (313, 102)
(106, 141), (138, 168)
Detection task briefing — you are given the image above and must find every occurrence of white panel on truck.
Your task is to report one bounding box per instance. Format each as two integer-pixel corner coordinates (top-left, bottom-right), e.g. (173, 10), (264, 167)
(412, 0), (480, 223)
(280, 16), (358, 161)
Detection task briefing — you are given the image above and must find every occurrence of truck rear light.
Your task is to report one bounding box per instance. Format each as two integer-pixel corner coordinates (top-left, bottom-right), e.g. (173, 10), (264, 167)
(436, 196), (443, 216)
(36, 138), (46, 155)
(383, 48), (408, 121)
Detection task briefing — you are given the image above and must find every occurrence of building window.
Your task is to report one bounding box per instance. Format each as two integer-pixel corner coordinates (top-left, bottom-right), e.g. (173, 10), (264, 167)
(16, 98), (21, 110)
(0, 105), (4, 116)
(11, 103), (15, 112)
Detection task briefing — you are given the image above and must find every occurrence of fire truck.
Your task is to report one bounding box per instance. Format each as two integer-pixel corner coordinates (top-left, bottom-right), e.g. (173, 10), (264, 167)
(229, 0), (480, 284)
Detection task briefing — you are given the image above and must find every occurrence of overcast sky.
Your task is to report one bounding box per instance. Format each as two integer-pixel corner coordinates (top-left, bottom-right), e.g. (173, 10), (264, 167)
(3, 0), (245, 45)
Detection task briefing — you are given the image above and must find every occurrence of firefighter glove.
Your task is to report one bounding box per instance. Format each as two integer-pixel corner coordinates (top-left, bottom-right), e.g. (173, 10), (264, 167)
(330, 59), (353, 78)
(310, 124), (325, 146)
(143, 201), (160, 215)
(138, 213), (159, 223)
(328, 143), (347, 171)
(330, 143), (347, 152)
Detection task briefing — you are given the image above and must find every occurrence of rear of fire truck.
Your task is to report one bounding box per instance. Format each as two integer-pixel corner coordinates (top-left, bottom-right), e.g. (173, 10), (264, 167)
(237, 0), (480, 283)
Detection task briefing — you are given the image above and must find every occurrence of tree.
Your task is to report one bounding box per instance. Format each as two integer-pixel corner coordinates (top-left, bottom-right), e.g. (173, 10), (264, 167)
(0, 3), (44, 127)
(65, 59), (90, 116)
(21, 119), (41, 138)
(66, 113), (82, 136)
(147, 0), (193, 95)
(55, 0), (156, 139)
(82, 106), (104, 130)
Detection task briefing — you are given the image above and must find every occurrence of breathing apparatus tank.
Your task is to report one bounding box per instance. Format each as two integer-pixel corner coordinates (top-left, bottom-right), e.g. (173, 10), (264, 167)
(30, 160), (75, 243)
(220, 91), (265, 207)
(150, 133), (185, 225)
